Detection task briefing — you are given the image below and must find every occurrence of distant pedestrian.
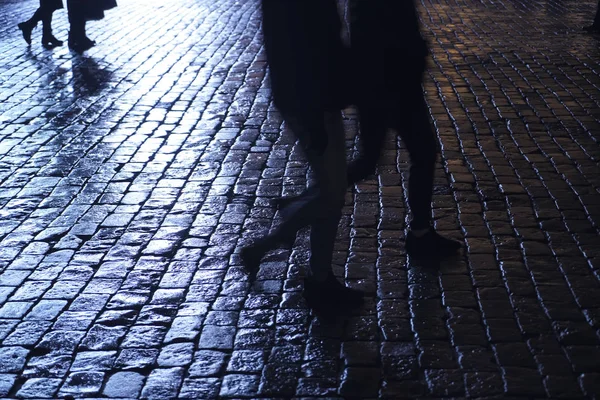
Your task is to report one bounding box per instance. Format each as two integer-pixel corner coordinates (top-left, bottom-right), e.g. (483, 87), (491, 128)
(66, 0), (117, 52)
(583, 1), (600, 33)
(18, 0), (64, 48)
(278, 0), (462, 259)
(241, 0), (363, 315)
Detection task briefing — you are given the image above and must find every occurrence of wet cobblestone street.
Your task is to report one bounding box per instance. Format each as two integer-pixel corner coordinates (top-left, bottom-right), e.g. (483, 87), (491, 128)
(1, 0), (600, 398)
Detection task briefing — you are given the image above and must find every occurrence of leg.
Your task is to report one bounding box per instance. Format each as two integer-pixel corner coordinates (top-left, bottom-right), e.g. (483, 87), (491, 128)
(241, 110), (363, 312)
(243, 111), (347, 273)
(67, 0), (94, 51)
(41, 11), (63, 47)
(394, 86), (462, 257)
(393, 92), (437, 231)
(275, 101), (386, 213)
(18, 5), (45, 44)
(348, 102), (388, 184)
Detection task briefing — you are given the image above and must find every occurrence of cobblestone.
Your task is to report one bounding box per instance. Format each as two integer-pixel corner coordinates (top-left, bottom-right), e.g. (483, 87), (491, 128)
(0, 0), (600, 398)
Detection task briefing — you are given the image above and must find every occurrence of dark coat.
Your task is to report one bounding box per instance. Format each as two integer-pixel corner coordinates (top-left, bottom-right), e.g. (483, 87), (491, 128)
(41, 0), (64, 11)
(350, 0), (429, 105)
(85, 0), (117, 21)
(261, 0), (350, 113)
(67, 0), (117, 21)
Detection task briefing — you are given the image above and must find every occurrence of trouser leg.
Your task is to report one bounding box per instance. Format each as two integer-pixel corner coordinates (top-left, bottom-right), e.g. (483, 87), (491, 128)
(391, 88), (437, 231)
(25, 5), (45, 26)
(348, 103), (387, 184)
(67, 0), (85, 38)
(41, 11), (53, 36)
(275, 111), (347, 280)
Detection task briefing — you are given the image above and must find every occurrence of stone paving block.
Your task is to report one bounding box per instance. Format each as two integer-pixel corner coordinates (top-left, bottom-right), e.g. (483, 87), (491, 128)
(103, 371), (145, 398)
(16, 377), (62, 399)
(0, 374), (16, 397)
(179, 377), (220, 399)
(139, 367), (183, 399)
(58, 371), (104, 397)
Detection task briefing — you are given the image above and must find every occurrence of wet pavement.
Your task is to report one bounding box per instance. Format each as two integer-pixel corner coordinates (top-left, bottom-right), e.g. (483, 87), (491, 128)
(1, 0), (600, 398)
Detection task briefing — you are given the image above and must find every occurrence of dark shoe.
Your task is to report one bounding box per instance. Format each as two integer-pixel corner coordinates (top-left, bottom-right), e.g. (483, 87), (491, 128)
(240, 242), (269, 278)
(273, 196), (298, 210)
(406, 228), (462, 258)
(303, 273), (364, 315)
(583, 25), (600, 33)
(68, 34), (95, 52)
(18, 22), (34, 45)
(81, 36), (96, 47)
(42, 34), (63, 48)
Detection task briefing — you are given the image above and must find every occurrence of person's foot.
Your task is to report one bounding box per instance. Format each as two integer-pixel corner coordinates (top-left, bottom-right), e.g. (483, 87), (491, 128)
(18, 22), (34, 45)
(240, 241), (269, 278)
(42, 34), (63, 48)
(81, 36), (96, 47)
(583, 24), (600, 33)
(273, 196), (298, 210)
(303, 273), (364, 315)
(406, 228), (462, 258)
(68, 34), (95, 52)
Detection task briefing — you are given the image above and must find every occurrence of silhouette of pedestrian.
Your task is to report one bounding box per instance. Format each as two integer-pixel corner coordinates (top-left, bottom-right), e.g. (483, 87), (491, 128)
(278, 0), (462, 258)
(583, 1), (600, 33)
(67, 0), (117, 52)
(18, 0), (64, 48)
(241, 0), (363, 315)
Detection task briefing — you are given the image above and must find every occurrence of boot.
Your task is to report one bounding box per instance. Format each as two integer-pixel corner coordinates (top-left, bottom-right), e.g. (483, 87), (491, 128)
(405, 227), (462, 258)
(42, 28), (63, 48)
(18, 21), (35, 45)
(303, 272), (364, 315)
(68, 31), (95, 52)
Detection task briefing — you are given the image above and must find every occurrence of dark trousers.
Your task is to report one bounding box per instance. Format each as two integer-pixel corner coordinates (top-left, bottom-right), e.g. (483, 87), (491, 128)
(354, 85), (437, 230)
(26, 0), (56, 34)
(595, 1), (600, 27)
(273, 111), (347, 280)
(66, 0), (85, 37)
(285, 85), (437, 232)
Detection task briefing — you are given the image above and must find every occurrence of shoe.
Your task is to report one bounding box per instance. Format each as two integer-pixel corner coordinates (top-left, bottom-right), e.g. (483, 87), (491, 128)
(273, 196), (297, 210)
(406, 228), (462, 258)
(68, 34), (95, 52)
(583, 25), (600, 33)
(303, 273), (364, 315)
(240, 243), (268, 278)
(42, 34), (63, 48)
(81, 36), (96, 47)
(18, 22), (34, 45)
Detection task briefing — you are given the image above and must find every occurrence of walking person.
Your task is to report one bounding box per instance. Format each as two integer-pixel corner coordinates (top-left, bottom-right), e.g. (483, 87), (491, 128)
(351, 0), (462, 257)
(242, 0), (363, 315)
(278, 0), (461, 258)
(583, 1), (600, 33)
(18, 0), (64, 48)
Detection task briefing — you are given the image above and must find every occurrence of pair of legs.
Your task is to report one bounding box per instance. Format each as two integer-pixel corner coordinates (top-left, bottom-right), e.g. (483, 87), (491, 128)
(354, 92), (437, 232)
(66, 0), (96, 52)
(277, 79), (461, 258)
(242, 109), (363, 313)
(18, 0), (63, 47)
(356, 86), (461, 257)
